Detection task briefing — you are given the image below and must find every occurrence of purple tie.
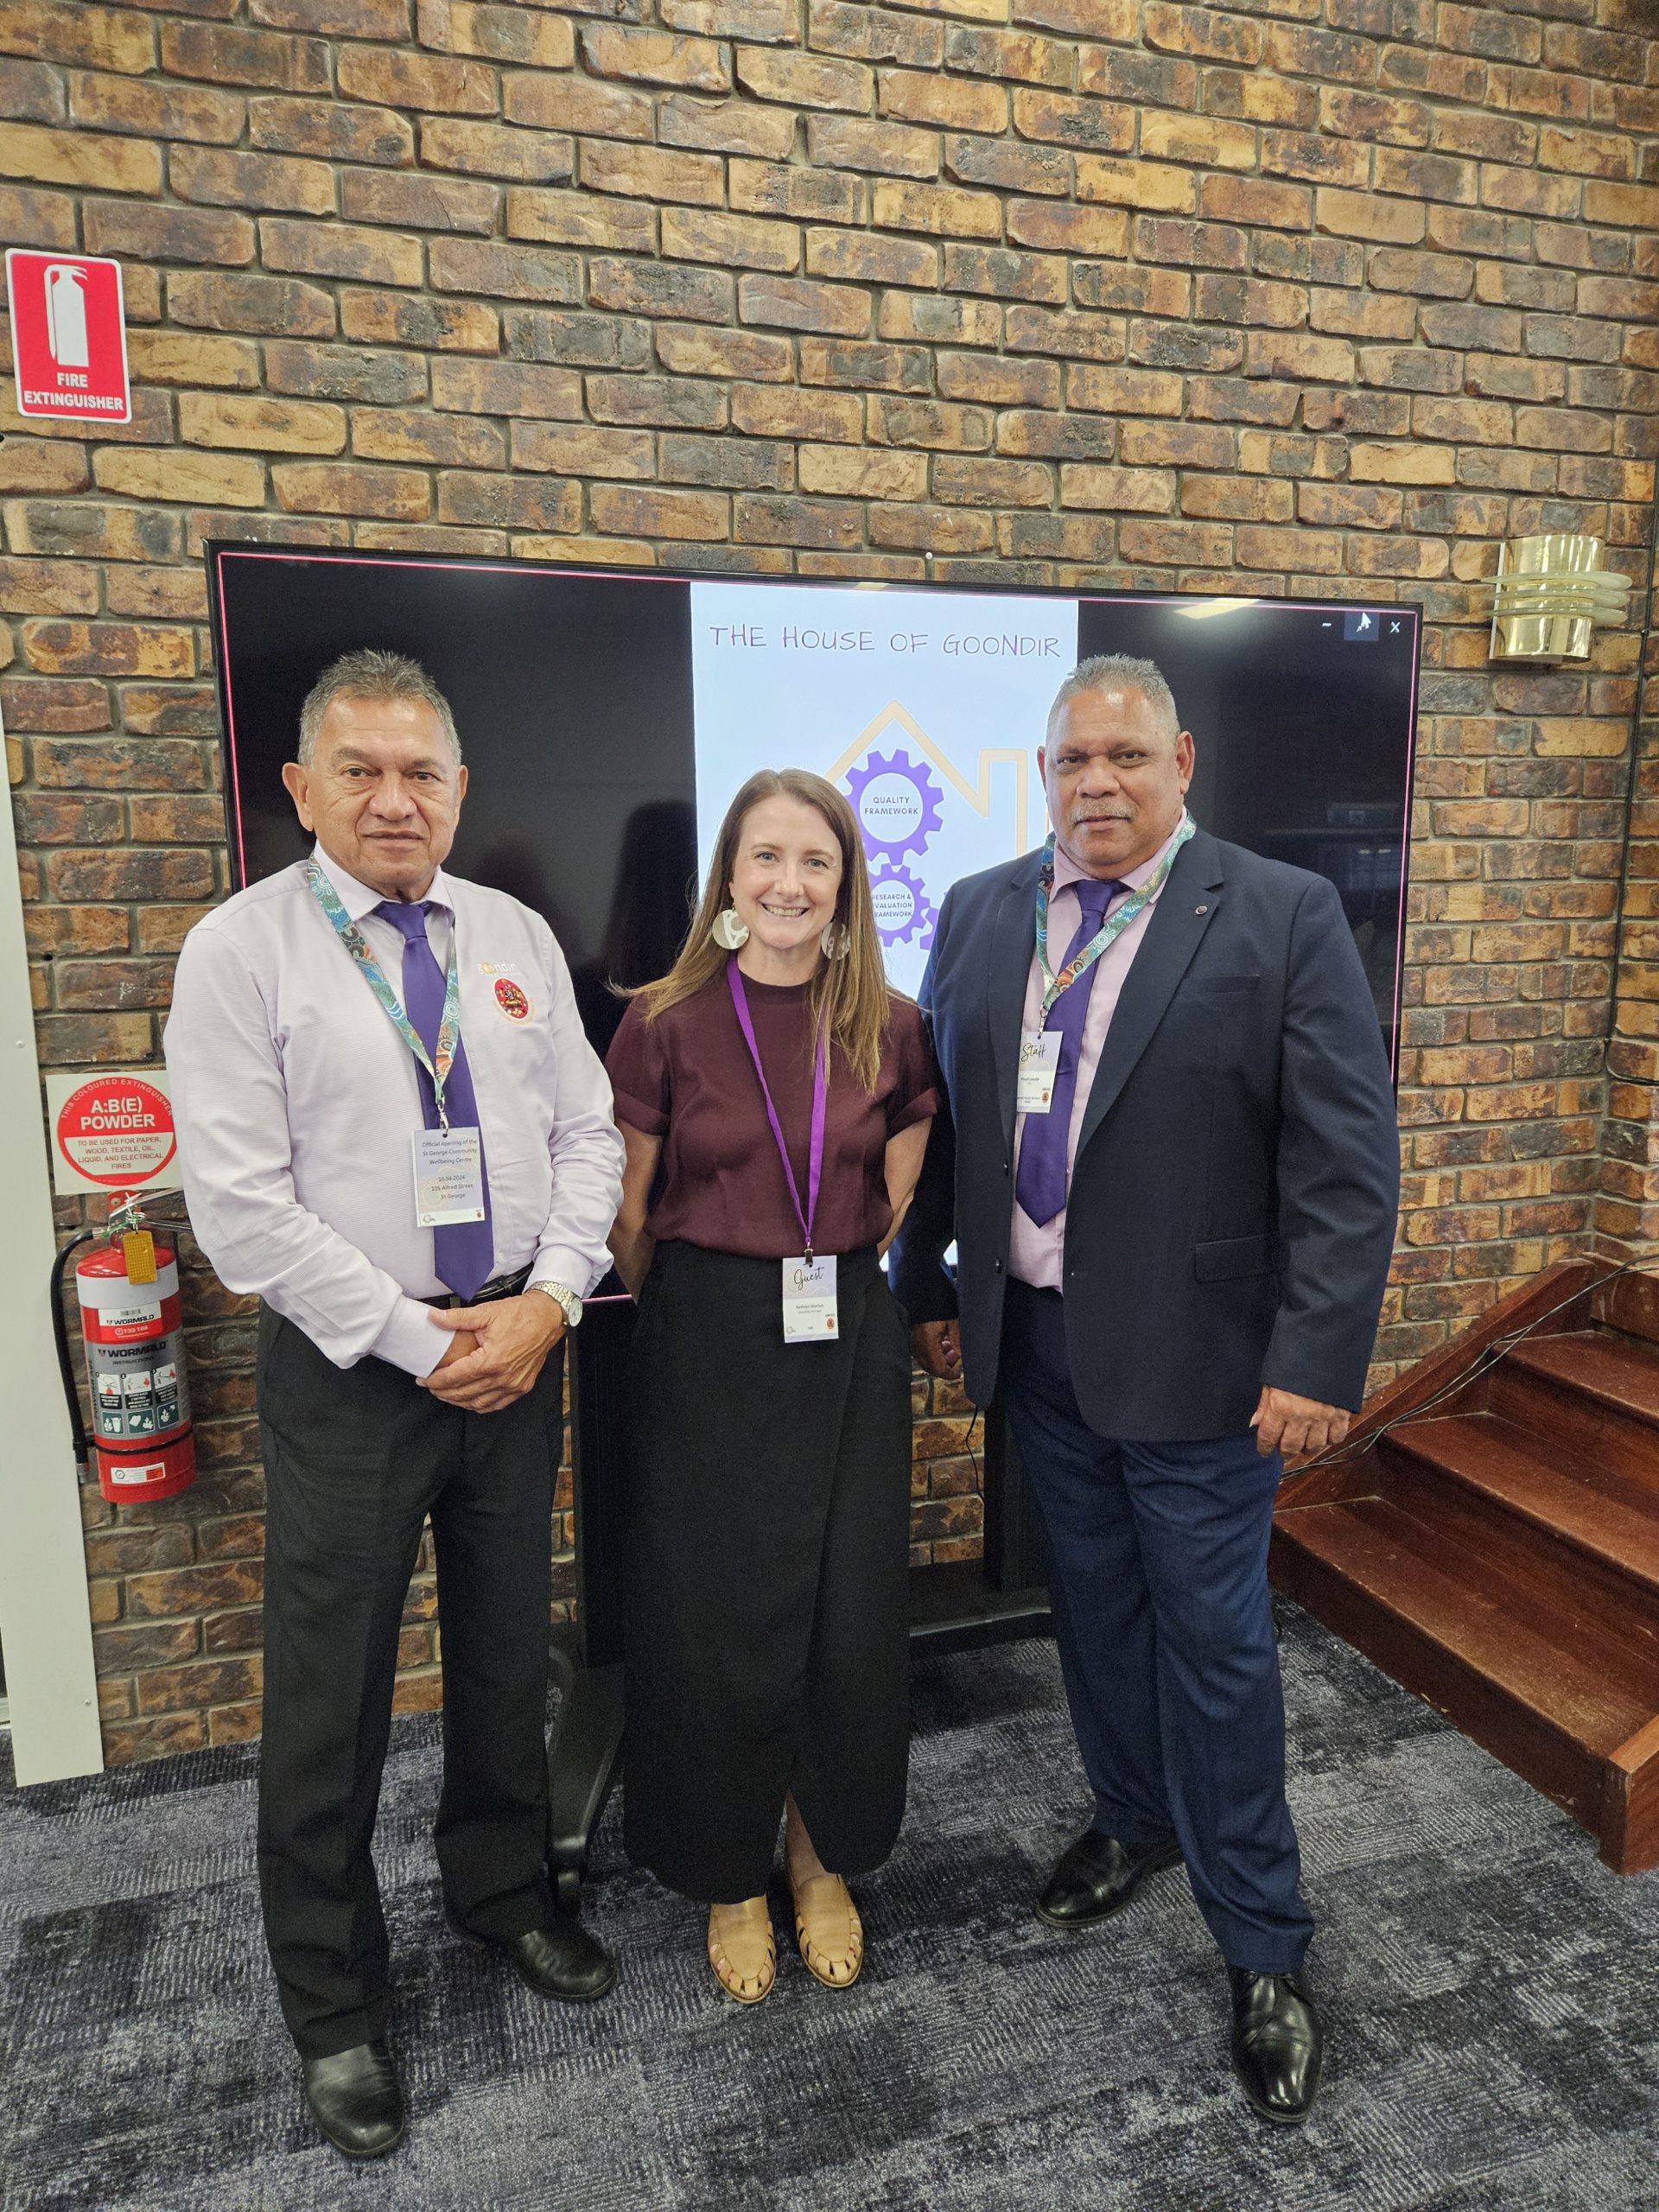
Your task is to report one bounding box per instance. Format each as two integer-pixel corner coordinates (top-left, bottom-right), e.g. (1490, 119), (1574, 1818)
(1015, 875), (1121, 1231)
(375, 900), (495, 1300)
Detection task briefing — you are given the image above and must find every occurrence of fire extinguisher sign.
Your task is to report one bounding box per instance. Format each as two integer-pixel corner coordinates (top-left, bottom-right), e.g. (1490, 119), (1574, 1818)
(45, 1071), (182, 1197)
(5, 250), (130, 423)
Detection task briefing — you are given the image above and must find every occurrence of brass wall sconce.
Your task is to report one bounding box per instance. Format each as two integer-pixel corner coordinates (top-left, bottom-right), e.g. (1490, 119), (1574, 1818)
(1487, 533), (1632, 664)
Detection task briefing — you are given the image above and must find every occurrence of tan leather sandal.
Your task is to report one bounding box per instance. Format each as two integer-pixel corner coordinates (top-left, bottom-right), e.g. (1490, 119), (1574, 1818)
(790, 1872), (864, 1990)
(707, 1897), (775, 2005)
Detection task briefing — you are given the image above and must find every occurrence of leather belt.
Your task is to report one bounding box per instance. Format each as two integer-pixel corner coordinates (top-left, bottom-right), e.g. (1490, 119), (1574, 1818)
(422, 1263), (532, 1311)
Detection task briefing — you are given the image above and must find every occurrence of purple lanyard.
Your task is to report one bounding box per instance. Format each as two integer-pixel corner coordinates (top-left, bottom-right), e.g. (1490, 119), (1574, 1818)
(727, 961), (829, 1262)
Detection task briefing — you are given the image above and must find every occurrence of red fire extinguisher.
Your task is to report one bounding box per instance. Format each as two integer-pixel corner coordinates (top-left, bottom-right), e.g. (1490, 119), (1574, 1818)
(52, 1198), (196, 1505)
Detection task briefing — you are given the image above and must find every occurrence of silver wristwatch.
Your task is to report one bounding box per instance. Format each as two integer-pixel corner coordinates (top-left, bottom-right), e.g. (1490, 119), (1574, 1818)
(526, 1279), (583, 1328)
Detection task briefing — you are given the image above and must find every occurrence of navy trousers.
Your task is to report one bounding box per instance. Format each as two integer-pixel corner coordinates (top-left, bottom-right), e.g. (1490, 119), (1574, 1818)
(1001, 1279), (1313, 1974)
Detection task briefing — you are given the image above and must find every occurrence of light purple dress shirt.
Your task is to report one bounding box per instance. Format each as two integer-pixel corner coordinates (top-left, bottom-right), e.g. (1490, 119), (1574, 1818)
(1008, 811), (1192, 1292)
(165, 843), (625, 1376)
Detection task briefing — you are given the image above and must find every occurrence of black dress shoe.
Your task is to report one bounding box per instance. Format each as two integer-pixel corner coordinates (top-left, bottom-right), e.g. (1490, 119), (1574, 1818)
(301, 2040), (406, 2159)
(1229, 1967), (1323, 2126)
(447, 1908), (617, 2001)
(1035, 1827), (1182, 1929)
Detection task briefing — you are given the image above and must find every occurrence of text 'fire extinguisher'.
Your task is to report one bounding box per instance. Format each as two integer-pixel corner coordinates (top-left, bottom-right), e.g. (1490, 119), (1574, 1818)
(53, 1196), (196, 1504)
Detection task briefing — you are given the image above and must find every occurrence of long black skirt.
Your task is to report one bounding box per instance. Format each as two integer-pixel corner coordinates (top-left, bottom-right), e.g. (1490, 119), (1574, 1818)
(622, 1240), (913, 1903)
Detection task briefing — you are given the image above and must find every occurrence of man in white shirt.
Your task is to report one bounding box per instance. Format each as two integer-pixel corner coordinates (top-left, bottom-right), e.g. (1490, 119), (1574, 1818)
(166, 650), (626, 2160)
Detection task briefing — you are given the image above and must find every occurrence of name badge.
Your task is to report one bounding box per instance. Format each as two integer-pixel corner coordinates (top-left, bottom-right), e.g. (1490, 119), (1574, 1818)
(782, 1255), (839, 1344)
(411, 1125), (486, 1227)
(1017, 1030), (1062, 1115)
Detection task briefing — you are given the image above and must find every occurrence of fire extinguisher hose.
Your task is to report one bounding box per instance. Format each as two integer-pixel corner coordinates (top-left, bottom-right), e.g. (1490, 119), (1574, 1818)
(50, 1229), (99, 1469)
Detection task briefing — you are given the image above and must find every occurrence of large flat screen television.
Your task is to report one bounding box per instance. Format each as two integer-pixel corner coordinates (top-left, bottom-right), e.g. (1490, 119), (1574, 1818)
(207, 547), (1420, 1065)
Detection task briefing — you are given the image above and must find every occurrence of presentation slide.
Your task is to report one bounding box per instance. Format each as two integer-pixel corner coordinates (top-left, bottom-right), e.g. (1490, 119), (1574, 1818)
(691, 582), (1078, 999)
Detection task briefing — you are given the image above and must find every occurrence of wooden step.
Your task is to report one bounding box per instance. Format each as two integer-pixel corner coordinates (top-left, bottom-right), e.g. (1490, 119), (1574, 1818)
(1382, 1412), (1659, 1611)
(1271, 1496), (1649, 1834)
(1504, 1328), (1659, 1431)
(1592, 1269), (1659, 1350)
(1274, 1270), (1659, 1871)
(1300, 1260), (1598, 1482)
(1487, 1330), (1659, 1503)
(1375, 1420), (1659, 1704)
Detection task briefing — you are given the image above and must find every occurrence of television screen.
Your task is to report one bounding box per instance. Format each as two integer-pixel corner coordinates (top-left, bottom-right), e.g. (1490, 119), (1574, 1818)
(207, 547), (1419, 1063)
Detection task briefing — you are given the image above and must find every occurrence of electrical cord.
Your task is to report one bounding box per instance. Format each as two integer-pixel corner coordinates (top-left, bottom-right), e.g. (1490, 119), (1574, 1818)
(929, 1257), (1656, 1491)
(1290, 1255), (1658, 1475)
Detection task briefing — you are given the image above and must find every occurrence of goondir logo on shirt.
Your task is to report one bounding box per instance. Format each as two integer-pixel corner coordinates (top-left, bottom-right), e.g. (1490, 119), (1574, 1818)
(479, 963), (533, 1022)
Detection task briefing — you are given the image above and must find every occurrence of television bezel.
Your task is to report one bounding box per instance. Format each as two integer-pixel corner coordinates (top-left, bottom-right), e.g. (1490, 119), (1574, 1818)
(203, 538), (1423, 1067)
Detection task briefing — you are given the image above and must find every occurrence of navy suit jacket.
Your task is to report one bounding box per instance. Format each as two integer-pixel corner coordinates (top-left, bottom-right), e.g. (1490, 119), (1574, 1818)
(888, 827), (1401, 1441)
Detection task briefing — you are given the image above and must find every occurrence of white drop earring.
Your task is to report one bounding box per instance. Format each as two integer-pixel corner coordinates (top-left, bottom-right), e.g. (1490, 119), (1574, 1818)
(711, 906), (749, 950)
(820, 920), (851, 960)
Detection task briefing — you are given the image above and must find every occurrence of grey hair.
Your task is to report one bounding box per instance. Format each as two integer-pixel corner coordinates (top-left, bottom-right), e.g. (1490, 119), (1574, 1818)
(1047, 653), (1181, 743)
(297, 648), (462, 766)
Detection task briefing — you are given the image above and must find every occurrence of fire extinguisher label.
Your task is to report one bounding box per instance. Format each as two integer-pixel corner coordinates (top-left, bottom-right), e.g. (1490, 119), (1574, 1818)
(108, 1461), (168, 1488)
(153, 1361), (181, 1428)
(102, 1305), (163, 1335)
(124, 1370), (156, 1435)
(84, 1322), (190, 1446)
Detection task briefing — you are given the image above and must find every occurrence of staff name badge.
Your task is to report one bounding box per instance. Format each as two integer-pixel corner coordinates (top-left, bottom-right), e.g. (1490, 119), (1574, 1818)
(782, 1255), (838, 1344)
(1017, 1031), (1062, 1114)
(411, 1125), (486, 1227)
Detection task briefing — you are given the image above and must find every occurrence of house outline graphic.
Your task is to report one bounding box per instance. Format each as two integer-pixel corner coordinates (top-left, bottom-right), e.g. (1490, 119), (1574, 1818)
(828, 700), (1032, 860)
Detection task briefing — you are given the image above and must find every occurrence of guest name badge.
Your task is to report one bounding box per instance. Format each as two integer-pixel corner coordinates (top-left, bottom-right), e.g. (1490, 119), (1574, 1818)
(782, 1255), (838, 1344)
(1017, 1031), (1062, 1114)
(411, 1125), (486, 1227)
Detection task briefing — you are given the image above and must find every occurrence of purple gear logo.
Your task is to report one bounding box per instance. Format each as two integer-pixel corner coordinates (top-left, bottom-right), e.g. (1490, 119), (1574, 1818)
(842, 749), (944, 862)
(869, 861), (937, 951)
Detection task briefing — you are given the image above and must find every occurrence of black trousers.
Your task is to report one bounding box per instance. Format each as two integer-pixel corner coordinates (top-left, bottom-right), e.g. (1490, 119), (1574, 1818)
(256, 1307), (563, 2059)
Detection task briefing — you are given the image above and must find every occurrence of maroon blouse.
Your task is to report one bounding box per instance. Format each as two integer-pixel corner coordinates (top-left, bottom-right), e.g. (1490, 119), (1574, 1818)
(606, 970), (938, 1260)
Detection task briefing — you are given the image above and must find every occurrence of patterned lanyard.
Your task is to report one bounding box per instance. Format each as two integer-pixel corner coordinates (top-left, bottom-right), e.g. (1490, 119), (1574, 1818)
(1034, 815), (1196, 1020)
(302, 860), (466, 1128)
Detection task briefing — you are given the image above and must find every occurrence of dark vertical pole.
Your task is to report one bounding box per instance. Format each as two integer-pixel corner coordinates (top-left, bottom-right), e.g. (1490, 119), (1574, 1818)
(569, 1296), (634, 1670)
(546, 1298), (632, 1905)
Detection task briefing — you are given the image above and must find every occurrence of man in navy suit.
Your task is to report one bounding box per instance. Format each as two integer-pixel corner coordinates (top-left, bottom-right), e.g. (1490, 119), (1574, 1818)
(891, 653), (1398, 2125)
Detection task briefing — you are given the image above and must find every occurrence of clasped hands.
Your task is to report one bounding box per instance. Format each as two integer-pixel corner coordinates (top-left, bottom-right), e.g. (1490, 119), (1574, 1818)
(911, 1319), (962, 1380)
(912, 1320), (1347, 1462)
(418, 1293), (565, 1414)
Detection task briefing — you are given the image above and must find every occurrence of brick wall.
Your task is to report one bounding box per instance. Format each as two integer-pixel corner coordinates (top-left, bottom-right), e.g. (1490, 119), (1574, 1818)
(4, 0), (1658, 1762)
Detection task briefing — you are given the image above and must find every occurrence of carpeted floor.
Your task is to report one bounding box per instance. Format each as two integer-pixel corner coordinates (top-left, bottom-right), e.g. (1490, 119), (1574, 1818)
(4, 1608), (1659, 2212)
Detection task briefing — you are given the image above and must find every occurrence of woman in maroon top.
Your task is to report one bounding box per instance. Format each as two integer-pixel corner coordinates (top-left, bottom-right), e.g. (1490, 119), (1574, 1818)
(607, 768), (938, 2005)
